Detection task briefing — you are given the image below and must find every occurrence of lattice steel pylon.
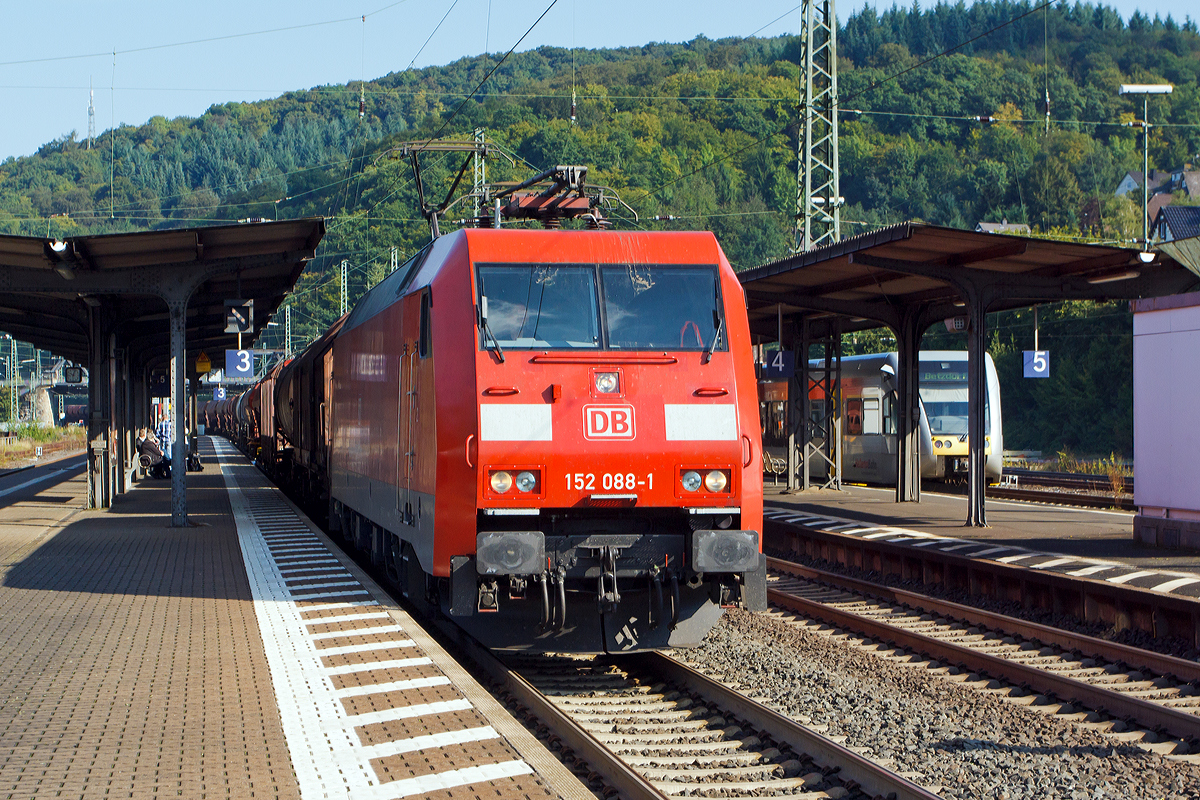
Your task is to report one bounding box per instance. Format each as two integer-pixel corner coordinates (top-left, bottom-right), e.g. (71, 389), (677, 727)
(794, 0), (842, 252)
(340, 260), (348, 317)
(472, 128), (487, 218)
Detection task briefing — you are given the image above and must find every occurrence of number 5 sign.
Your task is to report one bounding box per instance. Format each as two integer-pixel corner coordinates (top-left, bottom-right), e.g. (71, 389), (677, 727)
(1023, 350), (1050, 378)
(226, 349), (254, 379)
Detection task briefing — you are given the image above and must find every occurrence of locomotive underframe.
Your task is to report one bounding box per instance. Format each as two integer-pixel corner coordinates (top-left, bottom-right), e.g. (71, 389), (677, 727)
(328, 497), (765, 653)
(456, 507), (766, 652)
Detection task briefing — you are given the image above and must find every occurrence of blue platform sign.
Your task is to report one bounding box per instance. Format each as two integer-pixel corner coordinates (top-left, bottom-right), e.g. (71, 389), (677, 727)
(760, 350), (795, 380)
(150, 372), (168, 396)
(1023, 350), (1050, 378)
(213, 386), (226, 401)
(226, 349), (254, 379)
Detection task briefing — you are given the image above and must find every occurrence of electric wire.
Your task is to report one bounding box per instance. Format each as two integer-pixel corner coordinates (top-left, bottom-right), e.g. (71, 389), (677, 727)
(406, 0), (462, 72)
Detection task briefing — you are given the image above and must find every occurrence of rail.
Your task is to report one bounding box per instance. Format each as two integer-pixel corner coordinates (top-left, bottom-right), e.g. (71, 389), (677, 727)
(764, 518), (1200, 647)
(441, 621), (940, 800)
(767, 556), (1200, 743)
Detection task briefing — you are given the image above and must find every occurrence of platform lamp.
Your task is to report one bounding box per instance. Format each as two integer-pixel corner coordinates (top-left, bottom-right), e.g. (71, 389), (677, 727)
(1119, 83), (1173, 250)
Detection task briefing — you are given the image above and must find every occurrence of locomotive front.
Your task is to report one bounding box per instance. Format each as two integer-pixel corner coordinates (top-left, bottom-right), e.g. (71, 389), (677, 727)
(448, 230), (764, 653)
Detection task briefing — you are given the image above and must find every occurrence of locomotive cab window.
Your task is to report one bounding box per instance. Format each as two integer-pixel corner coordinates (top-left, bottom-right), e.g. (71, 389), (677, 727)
(601, 265), (725, 352)
(475, 263), (726, 352)
(476, 265), (600, 349)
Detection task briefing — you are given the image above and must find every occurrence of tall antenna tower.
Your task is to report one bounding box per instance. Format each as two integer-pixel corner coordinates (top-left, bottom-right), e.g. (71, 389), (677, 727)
(340, 260), (348, 317)
(794, 0), (841, 251)
(472, 128), (487, 218)
(87, 82), (96, 150)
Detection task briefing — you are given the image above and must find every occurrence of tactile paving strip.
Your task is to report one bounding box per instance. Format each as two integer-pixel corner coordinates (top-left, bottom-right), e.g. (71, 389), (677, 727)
(212, 439), (554, 800)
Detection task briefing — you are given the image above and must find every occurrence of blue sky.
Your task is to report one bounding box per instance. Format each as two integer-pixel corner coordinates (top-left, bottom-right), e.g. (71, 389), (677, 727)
(0, 0), (1194, 160)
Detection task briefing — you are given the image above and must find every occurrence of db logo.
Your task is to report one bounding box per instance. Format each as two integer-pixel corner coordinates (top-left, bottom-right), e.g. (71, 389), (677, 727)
(583, 405), (635, 440)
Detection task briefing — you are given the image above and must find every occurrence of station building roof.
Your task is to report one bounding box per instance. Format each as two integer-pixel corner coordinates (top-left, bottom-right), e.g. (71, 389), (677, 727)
(738, 223), (1200, 339)
(0, 219), (325, 367)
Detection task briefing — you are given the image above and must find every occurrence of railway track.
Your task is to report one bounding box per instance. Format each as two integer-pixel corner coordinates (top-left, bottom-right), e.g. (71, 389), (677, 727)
(441, 624), (942, 800)
(1004, 467), (1134, 494)
(766, 556), (1200, 752)
(986, 484), (1135, 510)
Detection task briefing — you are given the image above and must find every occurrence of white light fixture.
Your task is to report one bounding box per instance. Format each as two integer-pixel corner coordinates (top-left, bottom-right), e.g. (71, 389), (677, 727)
(49, 241), (74, 279)
(1086, 270), (1141, 285)
(1118, 84), (1173, 249)
(1137, 251), (1156, 264)
(1120, 84), (1174, 95)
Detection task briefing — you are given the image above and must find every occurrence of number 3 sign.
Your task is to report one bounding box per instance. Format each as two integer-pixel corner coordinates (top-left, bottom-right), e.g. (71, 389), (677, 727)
(226, 349), (254, 378)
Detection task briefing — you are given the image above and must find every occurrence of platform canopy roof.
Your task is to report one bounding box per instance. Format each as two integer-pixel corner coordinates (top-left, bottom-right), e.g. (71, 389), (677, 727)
(739, 223), (1200, 339)
(0, 219), (325, 366)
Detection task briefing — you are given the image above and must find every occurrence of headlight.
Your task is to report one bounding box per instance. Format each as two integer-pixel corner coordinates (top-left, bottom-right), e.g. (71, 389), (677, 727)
(704, 470), (728, 492)
(692, 530), (759, 572)
(515, 470), (538, 493)
(477, 531), (545, 576)
(935, 440), (942, 449)
(681, 470), (702, 492)
(595, 372), (619, 393)
(490, 470), (513, 493)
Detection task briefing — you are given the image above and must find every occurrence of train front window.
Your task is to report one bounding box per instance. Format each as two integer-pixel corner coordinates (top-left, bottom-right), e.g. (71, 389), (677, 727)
(919, 361), (989, 434)
(476, 265), (600, 349)
(601, 266), (725, 351)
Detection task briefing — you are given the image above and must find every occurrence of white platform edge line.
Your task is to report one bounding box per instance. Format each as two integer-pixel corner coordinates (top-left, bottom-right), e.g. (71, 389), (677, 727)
(216, 445), (495, 798)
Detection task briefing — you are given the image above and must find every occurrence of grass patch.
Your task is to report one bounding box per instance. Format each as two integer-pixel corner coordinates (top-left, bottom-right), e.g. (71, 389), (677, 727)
(0, 427), (86, 469)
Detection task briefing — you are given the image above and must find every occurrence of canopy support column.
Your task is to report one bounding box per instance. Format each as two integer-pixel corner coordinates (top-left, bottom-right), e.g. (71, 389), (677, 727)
(895, 309), (923, 503)
(86, 306), (113, 508)
(966, 287), (988, 527)
(167, 295), (190, 527)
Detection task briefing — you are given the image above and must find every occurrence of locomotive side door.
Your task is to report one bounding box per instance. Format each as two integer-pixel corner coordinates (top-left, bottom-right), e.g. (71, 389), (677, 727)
(396, 291), (425, 525)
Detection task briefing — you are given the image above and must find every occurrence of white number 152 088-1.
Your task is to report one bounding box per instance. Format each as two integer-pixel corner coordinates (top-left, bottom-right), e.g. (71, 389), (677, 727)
(567, 472), (652, 491)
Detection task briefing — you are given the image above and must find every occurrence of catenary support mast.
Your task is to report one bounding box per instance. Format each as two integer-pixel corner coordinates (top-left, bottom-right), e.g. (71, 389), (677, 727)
(795, 0), (841, 251)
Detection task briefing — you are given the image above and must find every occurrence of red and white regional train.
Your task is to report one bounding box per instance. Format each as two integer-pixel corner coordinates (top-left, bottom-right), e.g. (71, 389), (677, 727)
(207, 228), (765, 653)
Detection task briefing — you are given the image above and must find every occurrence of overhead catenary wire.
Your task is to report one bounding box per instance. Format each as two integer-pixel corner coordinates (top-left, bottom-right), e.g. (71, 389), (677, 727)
(407, 0), (462, 72)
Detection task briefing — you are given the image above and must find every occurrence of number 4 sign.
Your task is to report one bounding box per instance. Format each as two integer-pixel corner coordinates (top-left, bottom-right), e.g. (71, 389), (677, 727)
(761, 349), (795, 379)
(1023, 350), (1050, 378)
(226, 349), (254, 379)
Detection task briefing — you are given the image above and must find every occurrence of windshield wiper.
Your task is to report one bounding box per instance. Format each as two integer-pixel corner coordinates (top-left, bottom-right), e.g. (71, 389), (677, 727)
(479, 296), (505, 363)
(703, 316), (724, 364)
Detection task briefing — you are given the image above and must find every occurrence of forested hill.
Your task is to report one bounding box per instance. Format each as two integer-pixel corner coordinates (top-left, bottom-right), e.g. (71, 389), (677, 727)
(1, 1), (1197, 456)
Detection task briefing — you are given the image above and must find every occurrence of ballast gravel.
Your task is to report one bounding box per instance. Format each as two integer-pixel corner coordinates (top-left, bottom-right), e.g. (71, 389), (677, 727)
(673, 609), (1200, 800)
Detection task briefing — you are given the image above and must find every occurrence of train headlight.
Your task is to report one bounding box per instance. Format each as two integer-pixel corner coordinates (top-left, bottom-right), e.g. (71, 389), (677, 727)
(681, 470), (702, 492)
(692, 529), (759, 572)
(515, 470), (538, 493)
(595, 372), (619, 393)
(490, 470), (513, 493)
(704, 470), (728, 492)
(477, 531), (545, 576)
(935, 440), (942, 449)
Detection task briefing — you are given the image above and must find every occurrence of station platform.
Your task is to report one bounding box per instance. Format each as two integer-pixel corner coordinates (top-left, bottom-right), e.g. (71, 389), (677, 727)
(0, 437), (591, 800)
(764, 485), (1200, 599)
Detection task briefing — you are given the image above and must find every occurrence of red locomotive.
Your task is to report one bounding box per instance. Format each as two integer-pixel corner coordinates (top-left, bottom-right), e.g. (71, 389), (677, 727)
(217, 226), (765, 653)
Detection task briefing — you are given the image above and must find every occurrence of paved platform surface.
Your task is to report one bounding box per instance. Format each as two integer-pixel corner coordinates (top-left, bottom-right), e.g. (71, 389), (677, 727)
(765, 485), (1200, 599)
(0, 437), (590, 800)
